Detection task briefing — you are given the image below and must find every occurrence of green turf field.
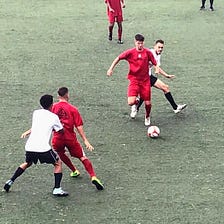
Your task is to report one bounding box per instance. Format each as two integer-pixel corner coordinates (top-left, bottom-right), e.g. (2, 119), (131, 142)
(1, 0), (224, 223)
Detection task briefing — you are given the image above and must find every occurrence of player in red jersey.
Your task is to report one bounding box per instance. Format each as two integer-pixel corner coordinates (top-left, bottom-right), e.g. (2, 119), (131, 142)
(105, 0), (125, 44)
(51, 87), (104, 190)
(107, 34), (160, 126)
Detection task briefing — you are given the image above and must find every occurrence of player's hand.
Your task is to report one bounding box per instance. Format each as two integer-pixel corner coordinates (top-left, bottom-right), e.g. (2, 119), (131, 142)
(109, 8), (115, 13)
(107, 69), (113, 76)
(122, 3), (125, 8)
(21, 129), (31, 138)
(84, 140), (94, 151)
(166, 74), (175, 79)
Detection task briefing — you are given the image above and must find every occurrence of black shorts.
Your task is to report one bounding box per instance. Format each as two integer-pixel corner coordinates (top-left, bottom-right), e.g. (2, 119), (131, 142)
(25, 149), (59, 165)
(150, 75), (158, 87)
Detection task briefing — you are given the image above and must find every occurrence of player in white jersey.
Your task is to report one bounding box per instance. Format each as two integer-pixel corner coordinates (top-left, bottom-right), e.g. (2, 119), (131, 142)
(130, 39), (187, 118)
(3, 94), (68, 197)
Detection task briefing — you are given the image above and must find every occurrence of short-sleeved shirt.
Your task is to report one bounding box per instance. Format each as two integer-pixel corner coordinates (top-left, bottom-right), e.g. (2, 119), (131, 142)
(118, 48), (157, 82)
(52, 101), (83, 140)
(105, 0), (123, 16)
(148, 48), (161, 76)
(25, 109), (63, 152)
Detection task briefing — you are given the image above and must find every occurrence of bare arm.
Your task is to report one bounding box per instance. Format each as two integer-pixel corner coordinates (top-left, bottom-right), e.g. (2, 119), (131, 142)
(158, 67), (175, 79)
(76, 125), (94, 151)
(107, 57), (120, 76)
(105, 0), (114, 12)
(121, 0), (125, 8)
(21, 129), (31, 138)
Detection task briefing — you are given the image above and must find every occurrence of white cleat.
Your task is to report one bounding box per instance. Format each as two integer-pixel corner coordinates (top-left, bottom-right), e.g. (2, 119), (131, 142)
(173, 104), (187, 114)
(144, 116), (151, 126)
(53, 187), (69, 197)
(130, 105), (138, 119)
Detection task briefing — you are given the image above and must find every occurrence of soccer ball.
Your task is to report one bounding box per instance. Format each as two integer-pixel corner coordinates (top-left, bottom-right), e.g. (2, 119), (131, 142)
(147, 126), (160, 138)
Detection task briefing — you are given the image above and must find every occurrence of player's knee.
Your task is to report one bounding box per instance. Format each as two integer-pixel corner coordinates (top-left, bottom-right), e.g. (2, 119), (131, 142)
(80, 156), (88, 162)
(162, 84), (170, 93)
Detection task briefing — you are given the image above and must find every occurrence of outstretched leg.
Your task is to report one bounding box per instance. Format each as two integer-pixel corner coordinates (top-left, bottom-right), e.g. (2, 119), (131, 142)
(80, 156), (104, 190)
(4, 162), (32, 192)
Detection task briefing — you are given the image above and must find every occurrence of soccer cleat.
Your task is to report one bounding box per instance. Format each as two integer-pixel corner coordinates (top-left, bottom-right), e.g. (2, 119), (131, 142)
(108, 35), (112, 41)
(210, 7), (214, 11)
(4, 179), (14, 192)
(130, 104), (138, 119)
(70, 169), (80, 177)
(173, 104), (187, 114)
(91, 177), (104, 190)
(200, 6), (205, 10)
(117, 40), (123, 44)
(53, 187), (69, 197)
(144, 116), (151, 126)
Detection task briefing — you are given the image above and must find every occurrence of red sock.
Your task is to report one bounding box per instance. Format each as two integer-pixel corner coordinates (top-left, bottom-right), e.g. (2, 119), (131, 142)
(81, 158), (96, 177)
(145, 104), (151, 118)
(58, 152), (77, 172)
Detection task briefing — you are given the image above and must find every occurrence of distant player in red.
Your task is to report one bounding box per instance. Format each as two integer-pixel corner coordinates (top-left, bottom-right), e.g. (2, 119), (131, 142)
(105, 0), (125, 44)
(51, 87), (104, 190)
(107, 34), (160, 126)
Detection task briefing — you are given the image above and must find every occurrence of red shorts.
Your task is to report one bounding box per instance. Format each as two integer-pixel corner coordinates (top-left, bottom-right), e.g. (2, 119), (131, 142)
(52, 137), (85, 159)
(107, 11), (123, 23)
(127, 79), (151, 101)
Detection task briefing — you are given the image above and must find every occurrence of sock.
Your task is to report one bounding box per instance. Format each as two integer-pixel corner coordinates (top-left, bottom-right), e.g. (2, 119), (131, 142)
(58, 151), (77, 172)
(11, 167), (25, 182)
(137, 98), (144, 111)
(109, 25), (113, 37)
(210, 0), (213, 7)
(145, 104), (151, 118)
(81, 158), (96, 177)
(118, 25), (122, 41)
(165, 92), (178, 110)
(202, 0), (206, 7)
(54, 173), (62, 188)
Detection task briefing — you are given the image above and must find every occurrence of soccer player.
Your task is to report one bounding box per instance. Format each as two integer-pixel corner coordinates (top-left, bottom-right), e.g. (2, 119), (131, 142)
(105, 0), (125, 44)
(3, 95), (68, 197)
(131, 39), (187, 117)
(107, 33), (159, 126)
(200, 0), (214, 11)
(51, 87), (104, 191)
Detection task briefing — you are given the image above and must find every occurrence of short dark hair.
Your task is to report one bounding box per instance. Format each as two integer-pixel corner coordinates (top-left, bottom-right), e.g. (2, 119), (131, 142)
(40, 94), (53, 109)
(155, 39), (164, 44)
(58, 87), (68, 97)
(135, 34), (145, 42)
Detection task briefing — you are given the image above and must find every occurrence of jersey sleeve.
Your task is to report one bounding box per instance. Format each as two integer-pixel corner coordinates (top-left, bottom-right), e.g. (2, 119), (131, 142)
(118, 49), (131, 60)
(53, 115), (63, 132)
(72, 107), (84, 127)
(148, 50), (157, 66)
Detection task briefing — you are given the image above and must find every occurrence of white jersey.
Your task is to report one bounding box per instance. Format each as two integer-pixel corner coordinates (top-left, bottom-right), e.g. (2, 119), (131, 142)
(149, 48), (161, 76)
(25, 109), (63, 152)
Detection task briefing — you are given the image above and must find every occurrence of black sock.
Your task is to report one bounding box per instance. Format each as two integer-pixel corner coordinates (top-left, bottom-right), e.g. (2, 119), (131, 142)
(11, 167), (25, 182)
(136, 98), (144, 111)
(54, 173), (62, 188)
(202, 0), (206, 7)
(165, 92), (178, 110)
(210, 0), (213, 7)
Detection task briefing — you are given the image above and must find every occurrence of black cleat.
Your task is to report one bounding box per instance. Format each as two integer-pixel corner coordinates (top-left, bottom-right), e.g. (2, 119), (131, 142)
(4, 180), (13, 192)
(117, 40), (123, 44)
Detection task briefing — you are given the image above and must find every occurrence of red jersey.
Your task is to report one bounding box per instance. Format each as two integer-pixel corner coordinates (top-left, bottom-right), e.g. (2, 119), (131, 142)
(52, 101), (83, 140)
(118, 48), (157, 82)
(105, 0), (123, 16)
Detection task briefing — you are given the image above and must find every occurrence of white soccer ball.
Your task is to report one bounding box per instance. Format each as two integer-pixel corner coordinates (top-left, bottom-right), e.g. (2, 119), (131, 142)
(147, 126), (160, 138)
